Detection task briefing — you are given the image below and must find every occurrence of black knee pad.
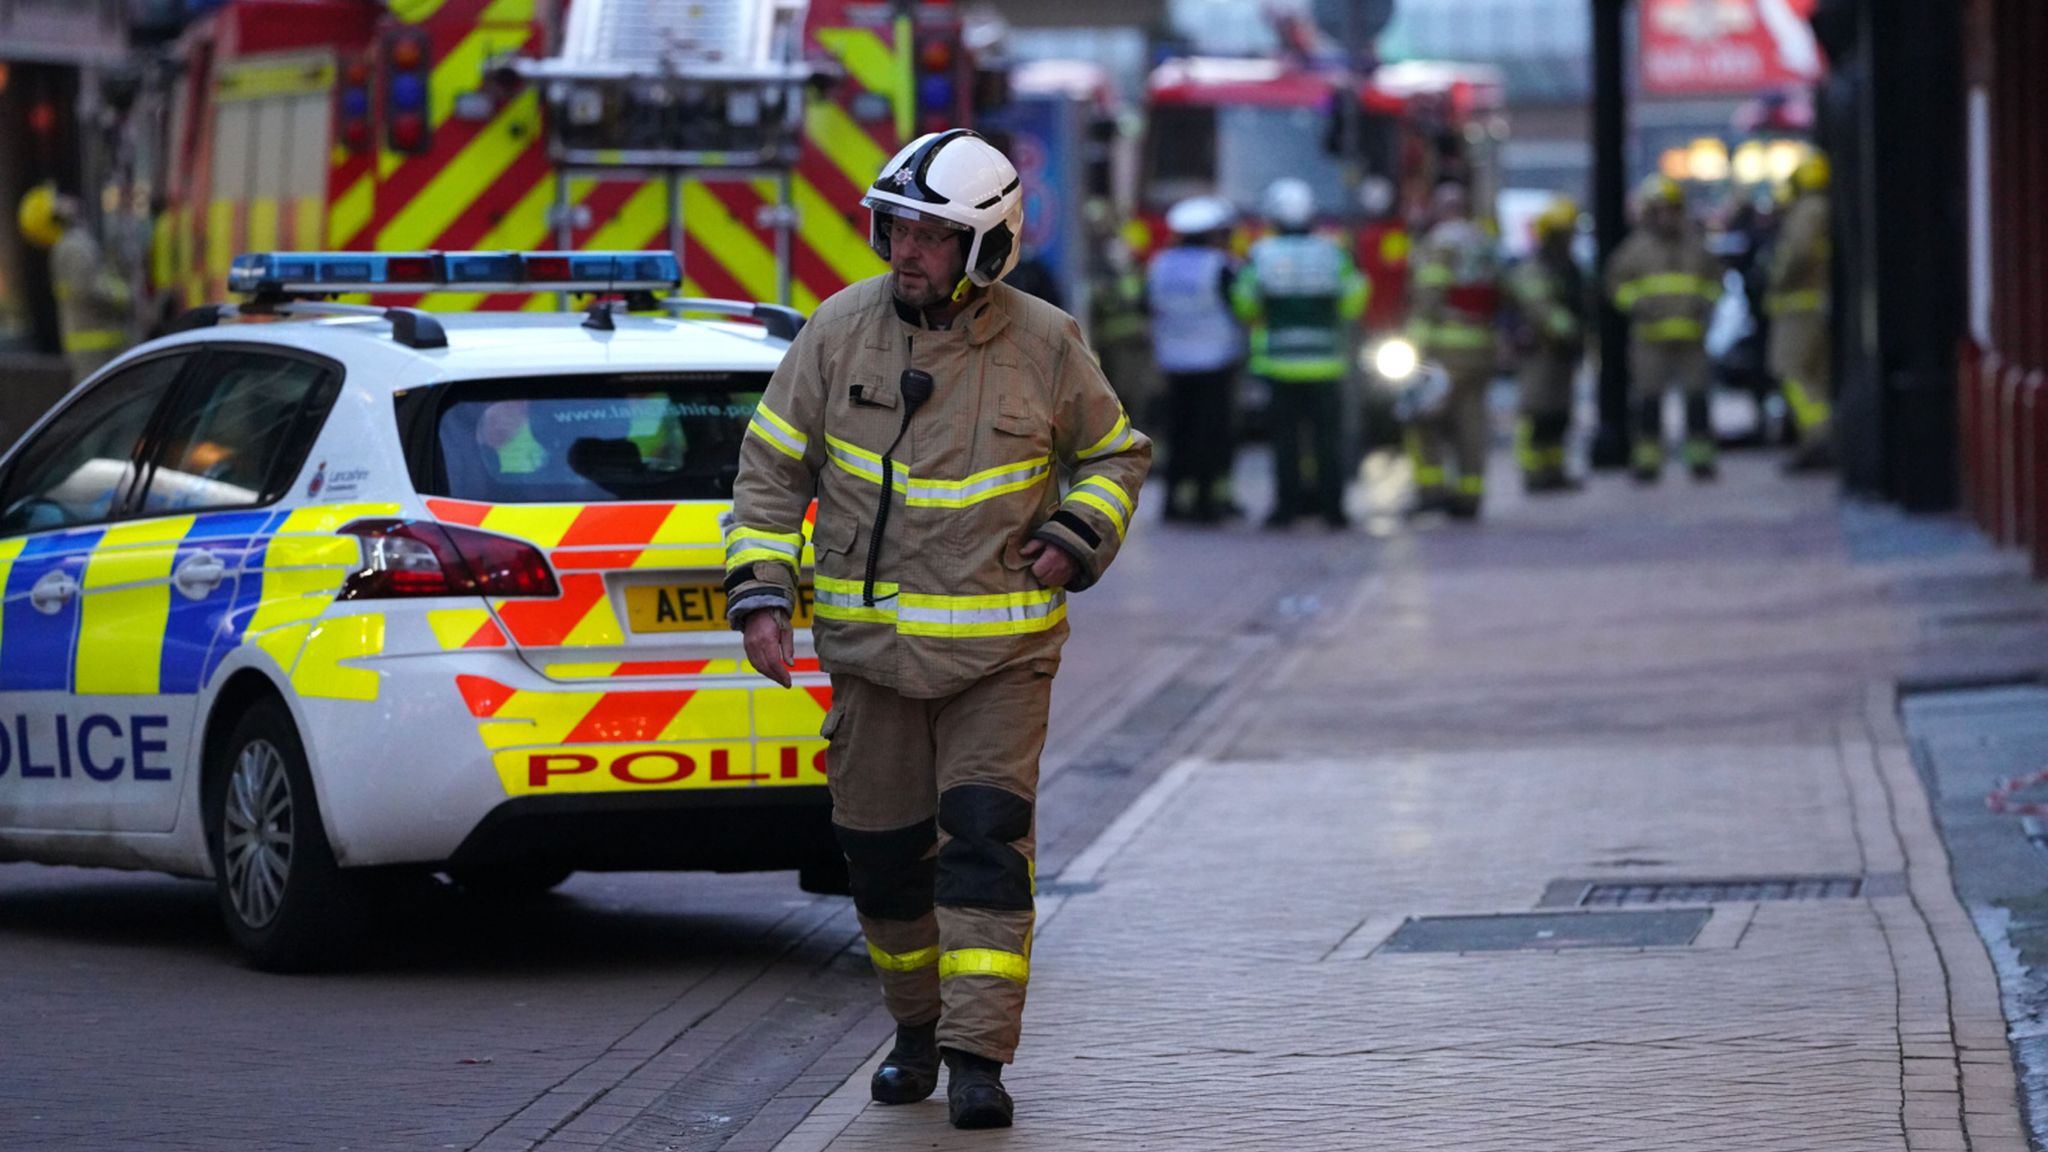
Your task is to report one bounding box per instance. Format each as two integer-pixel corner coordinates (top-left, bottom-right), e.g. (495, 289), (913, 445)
(835, 818), (936, 920)
(935, 785), (1034, 912)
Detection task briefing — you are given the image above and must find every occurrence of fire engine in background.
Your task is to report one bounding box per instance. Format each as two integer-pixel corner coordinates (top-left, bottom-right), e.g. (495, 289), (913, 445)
(140, 0), (995, 317)
(1134, 53), (1505, 336)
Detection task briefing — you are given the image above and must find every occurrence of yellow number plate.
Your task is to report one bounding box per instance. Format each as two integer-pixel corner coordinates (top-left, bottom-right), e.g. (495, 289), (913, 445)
(625, 583), (816, 633)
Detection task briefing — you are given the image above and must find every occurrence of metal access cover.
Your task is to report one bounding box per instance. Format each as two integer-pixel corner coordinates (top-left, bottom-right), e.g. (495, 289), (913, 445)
(1539, 875), (1887, 908)
(1375, 909), (1710, 954)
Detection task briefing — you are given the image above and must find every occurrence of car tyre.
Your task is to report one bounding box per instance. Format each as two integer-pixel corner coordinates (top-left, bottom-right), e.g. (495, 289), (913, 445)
(206, 696), (362, 971)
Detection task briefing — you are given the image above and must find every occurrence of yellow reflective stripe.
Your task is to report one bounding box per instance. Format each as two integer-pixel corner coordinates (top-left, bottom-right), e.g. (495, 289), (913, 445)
(1457, 474), (1485, 495)
(1767, 289), (1824, 315)
(897, 596), (1065, 638)
(1784, 378), (1833, 432)
(813, 574), (899, 623)
(387, 0), (448, 21)
(939, 948), (1030, 984)
(429, 26), (531, 132)
(1415, 263), (1454, 287)
(826, 435), (1049, 507)
(1078, 412), (1134, 461)
(749, 404), (809, 460)
(378, 90), (540, 251)
(1067, 482), (1129, 536)
(245, 196), (280, 253)
(1640, 317), (1704, 342)
(867, 940), (940, 972)
(683, 179), (820, 313)
(725, 525), (804, 573)
(62, 330), (125, 353)
(1425, 323), (1491, 350)
(215, 56), (337, 102)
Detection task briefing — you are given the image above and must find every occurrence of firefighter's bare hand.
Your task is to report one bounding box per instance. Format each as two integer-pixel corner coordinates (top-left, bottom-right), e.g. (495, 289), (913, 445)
(742, 608), (796, 688)
(1020, 538), (1080, 588)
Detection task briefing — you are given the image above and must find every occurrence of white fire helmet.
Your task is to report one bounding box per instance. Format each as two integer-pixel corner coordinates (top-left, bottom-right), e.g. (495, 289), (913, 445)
(1261, 177), (1316, 230)
(861, 129), (1025, 288)
(1165, 195), (1235, 237)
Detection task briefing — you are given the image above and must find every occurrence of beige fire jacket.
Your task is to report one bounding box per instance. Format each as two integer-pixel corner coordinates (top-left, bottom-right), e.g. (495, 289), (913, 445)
(724, 274), (1153, 699)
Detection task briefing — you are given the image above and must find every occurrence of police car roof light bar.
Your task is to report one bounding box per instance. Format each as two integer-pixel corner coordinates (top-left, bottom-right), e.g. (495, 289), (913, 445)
(227, 250), (684, 296)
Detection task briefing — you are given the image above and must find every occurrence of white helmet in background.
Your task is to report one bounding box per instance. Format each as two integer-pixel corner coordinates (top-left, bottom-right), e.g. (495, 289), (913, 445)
(1261, 177), (1316, 230)
(1166, 195), (1235, 237)
(861, 129), (1025, 287)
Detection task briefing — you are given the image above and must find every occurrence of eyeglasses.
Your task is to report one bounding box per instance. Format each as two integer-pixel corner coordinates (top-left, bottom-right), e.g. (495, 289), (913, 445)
(887, 218), (959, 251)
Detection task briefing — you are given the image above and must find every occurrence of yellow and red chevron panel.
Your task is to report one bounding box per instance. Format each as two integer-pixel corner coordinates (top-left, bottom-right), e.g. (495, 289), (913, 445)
(424, 498), (813, 654)
(455, 673), (832, 795)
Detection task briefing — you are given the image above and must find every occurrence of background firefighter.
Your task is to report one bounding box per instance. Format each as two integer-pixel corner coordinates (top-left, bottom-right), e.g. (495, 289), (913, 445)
(1770, 152), (1834, 471)
(1509, 197), (1589, 494)
(1607, 174), (1724, 483)
(722, 130), (1151, 1131)
(17, 183), (132, 382)
(1406, 181), (1502, 520)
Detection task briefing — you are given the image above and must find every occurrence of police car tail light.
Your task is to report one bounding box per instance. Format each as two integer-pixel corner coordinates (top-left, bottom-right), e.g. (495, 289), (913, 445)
(338, 520), (559, 601)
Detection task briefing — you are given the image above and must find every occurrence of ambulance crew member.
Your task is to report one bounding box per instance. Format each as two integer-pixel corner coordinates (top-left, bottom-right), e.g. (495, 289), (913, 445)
(1606, 174), (1723, 483)
(1234, 177), (1368, 529)
(1406, 181), (1502, 520)
(1147, 194), (1244, 523)
(1509, 197), (1589, 494)
(724, 130), (1151, 1130)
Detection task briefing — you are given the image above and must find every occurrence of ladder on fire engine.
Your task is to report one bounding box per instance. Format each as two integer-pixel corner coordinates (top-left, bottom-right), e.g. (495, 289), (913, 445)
(512, 0), (826, 306)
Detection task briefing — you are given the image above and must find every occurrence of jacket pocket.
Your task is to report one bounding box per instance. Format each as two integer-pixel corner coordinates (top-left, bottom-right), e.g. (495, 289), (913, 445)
(992, 391), (1040, 439)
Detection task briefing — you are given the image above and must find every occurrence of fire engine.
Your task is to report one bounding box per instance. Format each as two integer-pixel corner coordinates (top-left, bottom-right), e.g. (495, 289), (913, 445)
(143, 0), (990, 316)
(1135, 53), (1505, 333)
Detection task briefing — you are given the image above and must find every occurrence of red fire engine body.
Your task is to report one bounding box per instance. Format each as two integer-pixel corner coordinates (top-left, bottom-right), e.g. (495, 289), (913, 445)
(1136, 55), (1504, 333)
(149, 0), (979, 313)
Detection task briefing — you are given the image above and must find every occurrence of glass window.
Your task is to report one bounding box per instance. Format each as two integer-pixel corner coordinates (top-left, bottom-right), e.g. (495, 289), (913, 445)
(140, 351), (334, 513)
(0, 355), (186, 536)
(1143, 104), (1218, 211)
(430, 373), (772, 503)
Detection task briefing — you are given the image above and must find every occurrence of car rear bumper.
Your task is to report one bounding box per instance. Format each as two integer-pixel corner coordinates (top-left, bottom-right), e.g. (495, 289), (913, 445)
(446, 786), (835, 872)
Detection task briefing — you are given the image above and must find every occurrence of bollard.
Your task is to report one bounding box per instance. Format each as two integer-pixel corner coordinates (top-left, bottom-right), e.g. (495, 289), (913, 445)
(1977, 352), (2002, 535)
(1959, 341), (1981, 527)
(2021, 372), (2041, 553)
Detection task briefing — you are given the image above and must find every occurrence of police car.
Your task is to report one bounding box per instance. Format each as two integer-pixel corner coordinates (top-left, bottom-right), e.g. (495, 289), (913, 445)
(0, 251), (841, 969)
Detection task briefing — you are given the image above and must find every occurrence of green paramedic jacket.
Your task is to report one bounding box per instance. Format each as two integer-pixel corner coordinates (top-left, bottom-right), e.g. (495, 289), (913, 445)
(1231, 233), (1369, 383)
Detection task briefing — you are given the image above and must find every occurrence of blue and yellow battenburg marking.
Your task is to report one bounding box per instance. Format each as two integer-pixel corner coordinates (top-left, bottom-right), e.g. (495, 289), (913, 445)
(0, 504), (396, 702)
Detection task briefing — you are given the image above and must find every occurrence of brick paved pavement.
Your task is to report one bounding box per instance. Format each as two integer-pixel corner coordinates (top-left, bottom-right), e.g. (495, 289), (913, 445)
(782, 456), (2030, 1151)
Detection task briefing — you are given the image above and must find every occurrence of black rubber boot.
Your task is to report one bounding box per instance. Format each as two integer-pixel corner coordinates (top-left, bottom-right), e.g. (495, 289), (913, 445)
(869, 1021), (939, 1105)
(943, 1047), (1014, 1129)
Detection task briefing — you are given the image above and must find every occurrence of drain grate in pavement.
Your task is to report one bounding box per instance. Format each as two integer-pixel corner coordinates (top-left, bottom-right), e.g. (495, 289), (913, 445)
(1540, 874), (1896, 908)
(1375, 909), (1710, 954)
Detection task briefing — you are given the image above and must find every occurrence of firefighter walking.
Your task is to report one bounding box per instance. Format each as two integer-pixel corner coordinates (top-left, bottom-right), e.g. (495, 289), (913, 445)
(1607, 175), (1723, 483)
(1770, 153), (1834, 471)
(1508, 197), (1588, 494)
(725, 130), (1151, 1130)
(1234, 177), (1368, 529)
(1147, 194), (1244, 523)
(17, 183), (132, 381)
(1407, 181), (1502, 519)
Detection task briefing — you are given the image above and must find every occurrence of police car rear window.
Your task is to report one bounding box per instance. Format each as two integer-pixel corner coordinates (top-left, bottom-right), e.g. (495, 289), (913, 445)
(425, 373), (771, 503)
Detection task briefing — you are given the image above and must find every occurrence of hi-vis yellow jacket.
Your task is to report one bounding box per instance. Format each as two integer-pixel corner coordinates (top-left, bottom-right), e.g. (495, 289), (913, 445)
(1605, 227), (1723, 345)
(725, 274), (1153, 699)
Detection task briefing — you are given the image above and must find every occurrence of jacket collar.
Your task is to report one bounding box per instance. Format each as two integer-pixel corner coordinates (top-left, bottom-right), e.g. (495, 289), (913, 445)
(880, 278), (1012, 346)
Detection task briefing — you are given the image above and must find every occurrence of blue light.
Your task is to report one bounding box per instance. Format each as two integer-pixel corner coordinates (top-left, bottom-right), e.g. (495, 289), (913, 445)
(445, 253), (522, 283)
(390, 73), (426, 112)
(229, 250), (684, 296)
(917, 75), (955, 112)
(341, 89), (369, 117)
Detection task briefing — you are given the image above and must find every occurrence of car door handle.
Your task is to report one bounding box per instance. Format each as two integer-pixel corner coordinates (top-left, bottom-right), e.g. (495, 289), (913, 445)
(30, 570), (77, 615)
(172, 551), (228, 600)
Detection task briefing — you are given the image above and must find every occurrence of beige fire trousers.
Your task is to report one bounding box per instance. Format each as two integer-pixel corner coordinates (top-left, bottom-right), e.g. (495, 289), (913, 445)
(824, 666), (1051, 1063)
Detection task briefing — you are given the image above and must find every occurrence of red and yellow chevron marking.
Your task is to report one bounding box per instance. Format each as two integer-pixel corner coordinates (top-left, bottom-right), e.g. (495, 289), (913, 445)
(541, 657), (820, 679)
(454, 673), (831, 796)
(167, 2), (900, 311)
(424, 499), (815, 652)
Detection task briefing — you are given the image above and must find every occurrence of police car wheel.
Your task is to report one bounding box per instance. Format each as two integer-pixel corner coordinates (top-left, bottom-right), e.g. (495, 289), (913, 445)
(446, 864), (574, 899)
(206, 697), (359, 971)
